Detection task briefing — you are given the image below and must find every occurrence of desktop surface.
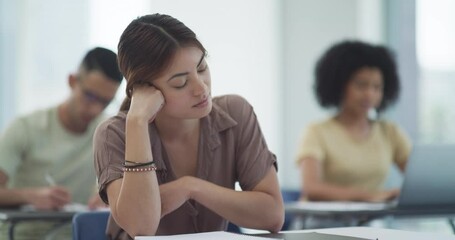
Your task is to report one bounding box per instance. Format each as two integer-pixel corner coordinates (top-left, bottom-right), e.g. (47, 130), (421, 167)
(0, 208), (75, 221)
(259, 227), (455, 240)
(256, 232), (370, 240)
(134, 227), (455, 240)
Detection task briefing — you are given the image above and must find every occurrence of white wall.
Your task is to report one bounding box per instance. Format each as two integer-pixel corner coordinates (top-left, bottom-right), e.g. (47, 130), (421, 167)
(0, 0), (18, 130)
(15, 0), (91, 115)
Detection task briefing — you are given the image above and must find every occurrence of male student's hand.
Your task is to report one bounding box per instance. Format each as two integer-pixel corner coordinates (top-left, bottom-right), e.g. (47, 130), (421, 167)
(87, 193), (108, 210)
(26, 186), (71, 210)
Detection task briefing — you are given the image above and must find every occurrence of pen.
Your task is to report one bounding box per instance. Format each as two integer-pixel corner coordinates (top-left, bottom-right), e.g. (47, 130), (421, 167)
(45, 173), (57, 186)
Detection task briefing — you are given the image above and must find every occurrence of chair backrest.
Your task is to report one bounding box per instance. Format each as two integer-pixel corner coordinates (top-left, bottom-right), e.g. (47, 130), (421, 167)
(281, 189), (300, 231)
(281, 189), (300, 202)
(227, 222), (242, 233)
(72, 211), (110, 240)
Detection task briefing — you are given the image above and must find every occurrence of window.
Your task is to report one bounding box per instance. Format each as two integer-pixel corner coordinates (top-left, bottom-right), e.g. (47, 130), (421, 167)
(417, 0), (455, 143)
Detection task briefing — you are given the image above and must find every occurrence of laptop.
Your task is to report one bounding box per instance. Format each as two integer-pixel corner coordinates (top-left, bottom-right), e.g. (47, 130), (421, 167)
(285, 144), (455, 213)
(394, 144), (455, 209)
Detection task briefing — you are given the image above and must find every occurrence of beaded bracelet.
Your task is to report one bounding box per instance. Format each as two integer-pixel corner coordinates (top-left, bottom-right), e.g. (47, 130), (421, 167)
(123, 165), (157, 172)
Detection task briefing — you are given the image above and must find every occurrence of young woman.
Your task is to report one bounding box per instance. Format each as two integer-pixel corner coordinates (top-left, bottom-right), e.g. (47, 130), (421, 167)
(93, 14), (284, 239)
(297, 41), (411, 202)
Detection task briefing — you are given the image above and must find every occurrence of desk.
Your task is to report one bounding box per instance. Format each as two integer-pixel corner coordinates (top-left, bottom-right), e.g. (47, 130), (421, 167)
(0, 208), (77, 240)
(285, 202), (455, 231)
(134, 227), (455, 240)
(257, 226), (455, 240)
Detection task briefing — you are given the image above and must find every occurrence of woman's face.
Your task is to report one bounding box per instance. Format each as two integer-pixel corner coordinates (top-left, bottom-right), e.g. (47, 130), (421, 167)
(341, 67), (383, 115)
(152, 46), (212, 119)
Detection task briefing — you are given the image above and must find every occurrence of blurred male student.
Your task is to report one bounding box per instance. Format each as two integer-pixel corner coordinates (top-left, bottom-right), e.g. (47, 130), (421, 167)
(0, 47), (122, 239)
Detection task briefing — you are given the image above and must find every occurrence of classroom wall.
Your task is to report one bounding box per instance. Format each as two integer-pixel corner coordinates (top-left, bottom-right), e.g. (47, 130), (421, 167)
(0, 0), (18, 130)
(0, 0), (92, 130)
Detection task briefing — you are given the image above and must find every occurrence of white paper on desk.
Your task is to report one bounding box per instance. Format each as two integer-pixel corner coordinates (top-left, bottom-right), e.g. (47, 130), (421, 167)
(20, 203), (89, 212)
(135, 231), (283, 240)
(290, 201), (389, 211)
(62, 203), (113, 212)
(61, 203), (90, 212)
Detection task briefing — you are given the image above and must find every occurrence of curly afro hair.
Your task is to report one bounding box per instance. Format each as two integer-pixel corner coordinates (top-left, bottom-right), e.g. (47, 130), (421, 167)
(314, 40), (400, 112)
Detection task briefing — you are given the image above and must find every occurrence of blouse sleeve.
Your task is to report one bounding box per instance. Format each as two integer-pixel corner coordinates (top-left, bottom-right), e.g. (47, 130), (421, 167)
(0, 118), (29, 177)
(295, 123), (325, 165)
(387, 122), (412, 166)
(93, 117), (126, 204)
(225, 95), (277, 191)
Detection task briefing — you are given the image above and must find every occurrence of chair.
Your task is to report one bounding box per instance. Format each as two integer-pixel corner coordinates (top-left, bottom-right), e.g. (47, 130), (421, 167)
(281, 189), (300, 203)
(281, 189), (301, 230)
(227, 222), (242, 233)
(72, 211), (110, 240)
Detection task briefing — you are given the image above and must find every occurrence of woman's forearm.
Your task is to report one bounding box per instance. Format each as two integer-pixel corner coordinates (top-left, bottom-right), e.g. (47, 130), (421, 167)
(189, 169), (284, 232)
(113, 116), (161, 237)
(304, 182), (371, 201)
(301, 158), (374, 202)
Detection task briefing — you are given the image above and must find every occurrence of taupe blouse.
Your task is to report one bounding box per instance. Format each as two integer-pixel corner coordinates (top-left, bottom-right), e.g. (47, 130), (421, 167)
(93, 95), (277, 239)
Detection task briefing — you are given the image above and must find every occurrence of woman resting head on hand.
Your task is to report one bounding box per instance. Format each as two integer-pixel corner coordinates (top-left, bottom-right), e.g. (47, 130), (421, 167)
(93, 13), (284, 239)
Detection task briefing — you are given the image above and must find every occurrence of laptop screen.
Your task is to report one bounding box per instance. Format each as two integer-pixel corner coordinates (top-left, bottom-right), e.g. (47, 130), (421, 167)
(397, 144), (455, 208)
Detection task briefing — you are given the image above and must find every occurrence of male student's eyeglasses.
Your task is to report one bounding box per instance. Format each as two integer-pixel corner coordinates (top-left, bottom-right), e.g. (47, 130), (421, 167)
(80, 87), (112, 107)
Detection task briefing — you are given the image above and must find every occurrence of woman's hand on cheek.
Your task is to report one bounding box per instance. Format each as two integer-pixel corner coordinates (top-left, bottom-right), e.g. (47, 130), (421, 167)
(128, 84), (165, 123)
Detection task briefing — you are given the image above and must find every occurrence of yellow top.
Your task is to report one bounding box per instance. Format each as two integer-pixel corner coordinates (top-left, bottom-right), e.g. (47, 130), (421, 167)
(296, 118), (411, 191)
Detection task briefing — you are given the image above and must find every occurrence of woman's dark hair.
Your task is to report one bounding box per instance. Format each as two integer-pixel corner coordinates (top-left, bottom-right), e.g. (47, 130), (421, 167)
(314, 40), (400, 112)
(118, 13), (206, 111)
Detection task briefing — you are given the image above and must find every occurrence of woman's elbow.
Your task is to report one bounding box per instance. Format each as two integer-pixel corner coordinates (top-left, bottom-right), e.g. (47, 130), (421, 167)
(305, 190), (321, 201)
(266, 203), (284, 233)
(114, 208), (161, 238)
(268, 217), (284, 233)
(124, 218), (160, 238)
(303, 184), (324, 201)
(127, 228), (158, 239)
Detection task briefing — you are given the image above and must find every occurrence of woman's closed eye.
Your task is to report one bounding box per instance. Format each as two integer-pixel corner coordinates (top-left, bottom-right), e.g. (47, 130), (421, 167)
(197, 64), (208, 73)
(170, 78), (188, 89)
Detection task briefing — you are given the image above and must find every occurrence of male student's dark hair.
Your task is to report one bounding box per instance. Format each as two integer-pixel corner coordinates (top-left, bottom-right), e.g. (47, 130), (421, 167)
(80, 47), (123, 83)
